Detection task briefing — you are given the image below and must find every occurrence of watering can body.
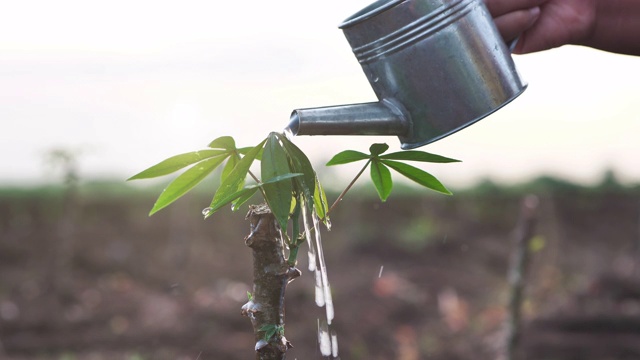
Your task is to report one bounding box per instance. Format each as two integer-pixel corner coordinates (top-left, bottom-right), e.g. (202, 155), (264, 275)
(288, 0), (526, 149)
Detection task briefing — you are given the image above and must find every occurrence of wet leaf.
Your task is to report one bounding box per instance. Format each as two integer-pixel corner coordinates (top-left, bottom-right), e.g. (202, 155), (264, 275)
(230, 187), (259, 211)
(210, 138), (266, 212)
(380, 150), (460, 163)
(326, 150), (369, 166)
(205, 186), (260, 217)
(278, 134), (316, 199)
(238, 146), (263, 160)
(128, 150), (226, 180)
(370, 160), (392, 201)
(221, 152), (240, 182)
(262, 133), (293, 229)
(382, 160), (452, 195)
(149, 155), (227, 215)
(314, 175), (330, 223)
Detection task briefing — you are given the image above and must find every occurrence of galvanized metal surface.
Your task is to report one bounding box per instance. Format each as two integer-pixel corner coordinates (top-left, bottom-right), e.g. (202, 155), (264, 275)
(289, 0), (526, 149)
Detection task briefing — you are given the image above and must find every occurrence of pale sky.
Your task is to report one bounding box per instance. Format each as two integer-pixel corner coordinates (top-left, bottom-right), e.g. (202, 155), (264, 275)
(1, 0), (639, 189)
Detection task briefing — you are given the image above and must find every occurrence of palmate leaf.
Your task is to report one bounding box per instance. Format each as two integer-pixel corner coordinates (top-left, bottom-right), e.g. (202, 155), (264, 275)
(382, 159), (452, 195)
(127, 150), (227, 180)
(380, 151), (460, 163)
(204, 173), (302, 216)
(369, 143), (389, 156)
(204, 186), (260, 216)
(278, 133), (315, 196)
(370, 160), (392, 201)
(222, 152), (241, 182)
(149, 155), (227, 215)
(209, 138), (266, 216)
(238, 146), (263, 160)
(230, 187), (260, 211)
(262, 133), (294, 230)
(326, 150), (369, 166)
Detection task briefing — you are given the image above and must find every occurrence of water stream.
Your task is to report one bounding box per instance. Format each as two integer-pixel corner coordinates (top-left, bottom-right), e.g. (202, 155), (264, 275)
(301, 199), (339, 358)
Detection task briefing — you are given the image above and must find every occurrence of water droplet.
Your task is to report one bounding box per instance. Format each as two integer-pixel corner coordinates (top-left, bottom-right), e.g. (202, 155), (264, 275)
(255, 339), (269, 351)
(331, 330), (339, 357)
(318, 319), (332, 356)
(202, 207), (213, 218)
(373, 77), (379, 83)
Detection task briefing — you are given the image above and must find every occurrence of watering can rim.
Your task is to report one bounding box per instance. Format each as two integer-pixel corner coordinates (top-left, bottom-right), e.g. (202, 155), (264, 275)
(340, 0), (405, 29)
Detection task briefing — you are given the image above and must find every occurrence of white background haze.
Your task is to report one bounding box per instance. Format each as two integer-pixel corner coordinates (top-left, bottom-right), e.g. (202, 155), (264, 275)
(2, 0), (639, 189)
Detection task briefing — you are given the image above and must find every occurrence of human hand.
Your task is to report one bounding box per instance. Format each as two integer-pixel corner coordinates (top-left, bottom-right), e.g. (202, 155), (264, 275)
(484, 0), (597, 54)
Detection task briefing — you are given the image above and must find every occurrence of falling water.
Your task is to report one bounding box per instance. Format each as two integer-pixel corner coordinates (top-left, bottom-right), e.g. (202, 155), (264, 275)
(312, 212), (334, 324)
(300, 197), (339, 358)
(318, 319), (331, 356)
(283, 126), (295, 141)
(314, 267), (325, 307)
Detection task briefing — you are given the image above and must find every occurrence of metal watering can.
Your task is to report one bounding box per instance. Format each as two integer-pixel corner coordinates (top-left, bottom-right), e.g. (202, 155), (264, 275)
(287, 0), (526, 149)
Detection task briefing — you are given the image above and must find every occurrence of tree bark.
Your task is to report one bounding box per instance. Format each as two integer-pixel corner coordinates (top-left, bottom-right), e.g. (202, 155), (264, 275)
(241, 204), (300, 360)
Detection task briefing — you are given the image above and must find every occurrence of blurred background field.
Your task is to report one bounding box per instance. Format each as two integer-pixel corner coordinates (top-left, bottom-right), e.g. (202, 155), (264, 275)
(1, 173), (640, 360)
(2, 2), (640, 358)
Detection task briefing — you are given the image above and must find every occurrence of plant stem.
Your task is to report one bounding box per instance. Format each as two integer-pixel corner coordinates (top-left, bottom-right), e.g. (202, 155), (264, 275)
(241, 204), (300, 360)
(505, 195), (539, 360)
(327, 160), (370, 217)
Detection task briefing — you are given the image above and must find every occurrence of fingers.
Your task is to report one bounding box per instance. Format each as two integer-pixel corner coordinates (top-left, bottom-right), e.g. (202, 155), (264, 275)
(493, 7), (541, 44)
(484, 0), (547, 17)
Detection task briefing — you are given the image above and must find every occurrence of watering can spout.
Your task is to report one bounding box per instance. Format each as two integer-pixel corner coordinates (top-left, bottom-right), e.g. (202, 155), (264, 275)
(287, 0), (527, 150)
(287, 100), (409, 137)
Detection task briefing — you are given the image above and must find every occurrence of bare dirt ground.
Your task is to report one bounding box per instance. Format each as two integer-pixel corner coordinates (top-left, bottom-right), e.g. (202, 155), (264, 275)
(1, 179), (640, 359)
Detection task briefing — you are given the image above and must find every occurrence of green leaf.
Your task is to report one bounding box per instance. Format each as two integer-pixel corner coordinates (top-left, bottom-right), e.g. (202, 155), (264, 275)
(380, 150), (461, 163)
(262, 133), (294, 229)
(369, 143), (389, 156)
(205, 186), (260, 217)
(260, 324), (278, 341)
(278, 133), (316, 201)
(205, 173), (302, 217)
(263, 172), (303, 183)
(370, 160), (392, 201)
(238, 146), (263, 160)
(313, 175), (330, 223)
(127, 150), (226, 180)
(208, 136), (236, 150)
(221, 152), (240, 182)
(149, 155), (227, 215)
(231, 187), (259, 211)
(210, 138), (266, 211)
(326, 150), (369, 166)
(381, 160), (452, 195)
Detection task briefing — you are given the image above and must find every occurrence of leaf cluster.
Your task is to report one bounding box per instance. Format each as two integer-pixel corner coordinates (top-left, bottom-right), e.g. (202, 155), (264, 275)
(128, 133), (329, 232)
(129, 136), (460, 224)
(326, 143), (459, 201)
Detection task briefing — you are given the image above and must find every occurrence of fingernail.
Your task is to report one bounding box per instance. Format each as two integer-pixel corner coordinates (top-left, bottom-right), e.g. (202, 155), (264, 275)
(528, 6), (541, 23)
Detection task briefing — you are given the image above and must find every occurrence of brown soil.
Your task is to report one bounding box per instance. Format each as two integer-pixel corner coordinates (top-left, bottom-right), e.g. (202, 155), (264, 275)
(1, 183), (639, 359)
